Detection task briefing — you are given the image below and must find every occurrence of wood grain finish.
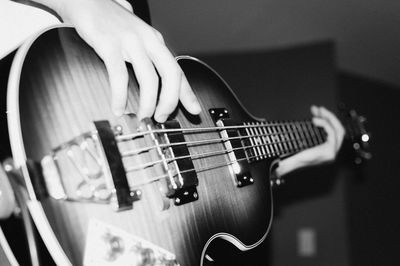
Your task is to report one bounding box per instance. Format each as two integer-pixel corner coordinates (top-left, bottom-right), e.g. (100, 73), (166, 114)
(11, 27), (273, 265)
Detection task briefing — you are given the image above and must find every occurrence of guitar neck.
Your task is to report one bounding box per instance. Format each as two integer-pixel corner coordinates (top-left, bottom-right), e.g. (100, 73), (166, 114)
(238, 120), (327, 162)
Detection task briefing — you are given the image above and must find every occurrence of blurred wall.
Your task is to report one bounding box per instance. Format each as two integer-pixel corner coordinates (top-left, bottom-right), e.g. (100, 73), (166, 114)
(198, 41), (349, 266)
(149, 0), (400, 86)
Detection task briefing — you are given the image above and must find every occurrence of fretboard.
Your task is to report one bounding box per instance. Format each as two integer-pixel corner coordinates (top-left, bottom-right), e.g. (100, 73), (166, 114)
(238, 120), (326, 162)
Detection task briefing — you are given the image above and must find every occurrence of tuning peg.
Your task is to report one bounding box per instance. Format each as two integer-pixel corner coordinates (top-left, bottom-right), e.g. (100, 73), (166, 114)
(349, 109), (358, 118)
(361, 151), (372, 160)
(358, 116), (367, 123)
(361, 133), (370, 143)
(354, 157), (362, 165)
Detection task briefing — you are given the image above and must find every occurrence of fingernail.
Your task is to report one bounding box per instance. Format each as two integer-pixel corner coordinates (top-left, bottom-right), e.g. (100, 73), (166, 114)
(192, 100), (202, 114)
(155, 113), (168, 123)
(311, 105), (317, 114)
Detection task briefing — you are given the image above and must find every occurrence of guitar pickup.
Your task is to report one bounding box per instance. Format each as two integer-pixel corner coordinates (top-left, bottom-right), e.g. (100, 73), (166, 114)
(161, 120), (199, 205)
(209, 108), (254, 187)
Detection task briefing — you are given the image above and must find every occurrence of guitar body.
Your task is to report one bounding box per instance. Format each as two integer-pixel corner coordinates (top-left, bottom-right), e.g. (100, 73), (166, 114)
(8, 26), (274, 265)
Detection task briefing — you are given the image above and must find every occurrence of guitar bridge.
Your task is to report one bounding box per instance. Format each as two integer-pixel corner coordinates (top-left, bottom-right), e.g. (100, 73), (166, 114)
(41, 123), (141, 211)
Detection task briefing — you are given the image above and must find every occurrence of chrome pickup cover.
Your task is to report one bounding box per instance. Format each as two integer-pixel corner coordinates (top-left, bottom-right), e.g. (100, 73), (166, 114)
(162, 120), (199, 205)
(209, 108), (254, 187)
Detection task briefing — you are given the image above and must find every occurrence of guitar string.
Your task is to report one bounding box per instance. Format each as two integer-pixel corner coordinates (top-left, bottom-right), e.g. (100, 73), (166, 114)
(60, 121), (324, 193)
(116, 120), (318, 142)
(124, 133), (323, 173)
(120, 122), (324, 157)
(127, 141), (309, 189)
(60, 122), (323, 180)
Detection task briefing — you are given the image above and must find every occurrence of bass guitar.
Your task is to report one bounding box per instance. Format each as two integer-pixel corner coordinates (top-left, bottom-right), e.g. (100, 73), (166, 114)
(6, 25), (370, 266)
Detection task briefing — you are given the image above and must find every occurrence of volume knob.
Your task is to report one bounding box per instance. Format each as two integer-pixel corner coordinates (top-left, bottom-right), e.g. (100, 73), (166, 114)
(102, 234), (125, 261)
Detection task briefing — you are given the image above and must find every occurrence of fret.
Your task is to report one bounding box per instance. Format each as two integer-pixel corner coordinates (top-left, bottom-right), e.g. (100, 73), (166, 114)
(273, 125), (282, 153)
(266, 123), (277, 157)
(305, 120), (318, 145)
(284, 123), (295, 153)
(271, 124), (283, 154)
(258, 126), (270, 158)
(260, 125), (272, 157)
(245, 122), (258, 160)
(309, 120), (324, 145)
(240, 125), (255, 160)
(278, 124), (287, 154)
(301, 122), (311, 148)
(263, 123), (274, 156)
(256, 123), (263, 159)
(314, 124), (325, 144)
(256, 126), (267, 159)
(277, 124), (289, 154)
(300, 121), (313, 147)
(288, 123), (299, 151)
(307, 122), (319, 146)
(294, 122), (306, 149)
(293, 122), (303, 149)
(270, 124), (280, 156)
(318, 127), (327, 142)
(290, 123), (300, 152)
(254, 123), (267, 159)
(250, 122), (262, 160)
(283, 124), (293, 153)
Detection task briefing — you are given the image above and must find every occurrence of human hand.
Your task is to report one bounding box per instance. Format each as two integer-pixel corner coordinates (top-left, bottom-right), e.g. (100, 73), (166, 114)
(275, 105), (345, 177)
(0, 166), (16, 219)
(43, 0), (201, 121)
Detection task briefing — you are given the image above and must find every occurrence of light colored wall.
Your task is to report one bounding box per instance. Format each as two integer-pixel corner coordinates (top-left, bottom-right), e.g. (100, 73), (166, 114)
(149, 0), (400, 86)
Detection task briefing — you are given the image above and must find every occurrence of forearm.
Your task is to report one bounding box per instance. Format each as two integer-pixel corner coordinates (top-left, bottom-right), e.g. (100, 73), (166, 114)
(275, 148), (330, 177)
(29, 0), (133, 20)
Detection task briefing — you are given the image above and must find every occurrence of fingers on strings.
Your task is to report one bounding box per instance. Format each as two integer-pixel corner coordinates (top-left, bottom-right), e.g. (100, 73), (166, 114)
(101, 27), (201, 121)
(311, 105), (345, 153)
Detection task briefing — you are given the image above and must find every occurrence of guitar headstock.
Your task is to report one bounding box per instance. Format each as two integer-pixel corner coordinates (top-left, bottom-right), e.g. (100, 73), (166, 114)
(340, 106), (372, 165)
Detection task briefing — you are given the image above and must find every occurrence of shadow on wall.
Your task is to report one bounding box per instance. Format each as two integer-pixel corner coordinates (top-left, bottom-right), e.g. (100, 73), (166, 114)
(196, 41), (351, 266)
(150, 0), (400, 86)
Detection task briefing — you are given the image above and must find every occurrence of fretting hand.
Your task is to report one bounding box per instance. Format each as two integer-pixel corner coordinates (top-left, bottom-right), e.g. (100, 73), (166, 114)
(275, 105), (345, 177)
